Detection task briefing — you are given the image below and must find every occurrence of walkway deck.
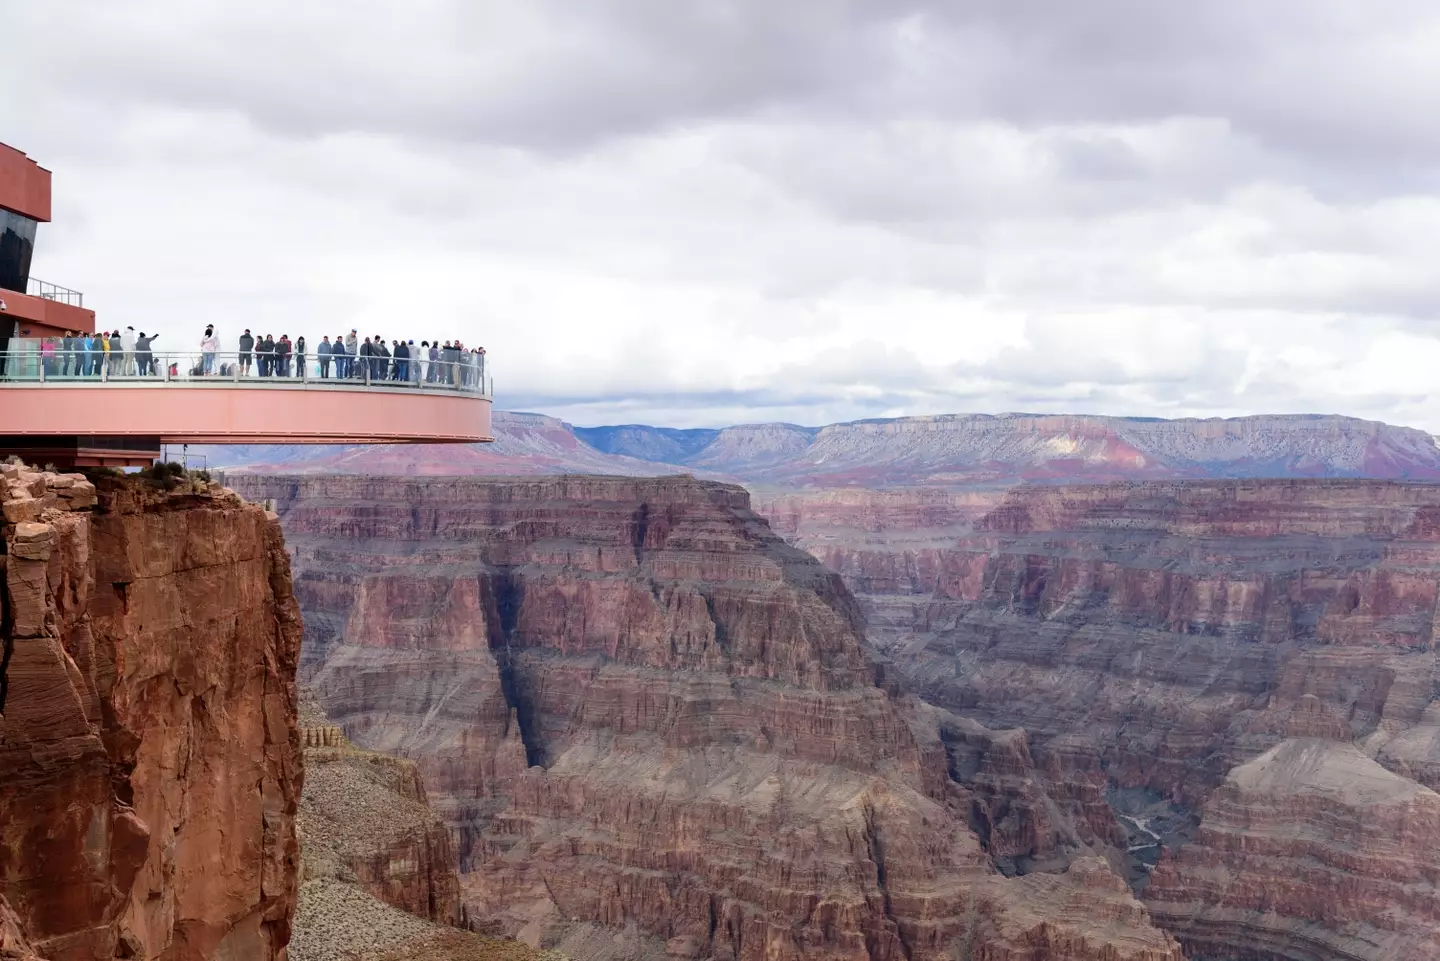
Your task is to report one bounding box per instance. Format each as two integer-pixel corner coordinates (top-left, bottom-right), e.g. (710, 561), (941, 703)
(0, 351), (493, 461)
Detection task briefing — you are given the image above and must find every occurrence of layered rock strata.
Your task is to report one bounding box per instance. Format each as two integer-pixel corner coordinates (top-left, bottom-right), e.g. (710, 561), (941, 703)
(237, 474), (1182, 961)
(1146, 739), (1440, 961)
(759, 480), (1440, 958)
(0, 465), (302, 960)
(929, 708), (1128, 877)
(769, 481), (1440, 801)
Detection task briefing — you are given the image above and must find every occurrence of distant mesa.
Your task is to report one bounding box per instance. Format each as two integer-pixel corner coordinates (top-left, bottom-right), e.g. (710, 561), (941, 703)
(206, 410), (1440, 487)
(571, 424), (722, 462)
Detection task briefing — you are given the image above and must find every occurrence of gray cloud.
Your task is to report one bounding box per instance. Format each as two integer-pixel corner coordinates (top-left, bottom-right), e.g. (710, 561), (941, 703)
(8, 1), (1440, 432)
(18, 1), (1440, 174)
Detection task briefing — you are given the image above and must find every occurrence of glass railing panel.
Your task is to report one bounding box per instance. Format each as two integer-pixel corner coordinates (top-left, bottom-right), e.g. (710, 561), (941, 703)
(0, 350), (490, 396)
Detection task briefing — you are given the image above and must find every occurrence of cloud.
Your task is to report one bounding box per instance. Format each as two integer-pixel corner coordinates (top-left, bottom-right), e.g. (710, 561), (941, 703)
(8, 1), (1440, 432)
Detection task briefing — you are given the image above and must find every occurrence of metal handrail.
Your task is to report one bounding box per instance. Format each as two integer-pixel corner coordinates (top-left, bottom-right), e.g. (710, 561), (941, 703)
(26, 277), (84, 307)
(0, 349), (493, 397)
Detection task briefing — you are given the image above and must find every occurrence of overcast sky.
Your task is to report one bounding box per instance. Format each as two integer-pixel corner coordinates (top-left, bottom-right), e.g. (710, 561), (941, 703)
(8, 1), (1440, 431)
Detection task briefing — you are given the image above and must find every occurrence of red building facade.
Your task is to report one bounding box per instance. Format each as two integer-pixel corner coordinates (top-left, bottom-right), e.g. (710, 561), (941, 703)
(0, 143), (95, 348)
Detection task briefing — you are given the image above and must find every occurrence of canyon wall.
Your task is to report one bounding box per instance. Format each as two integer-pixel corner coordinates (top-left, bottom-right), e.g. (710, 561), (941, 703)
(0, 466), (302, 960)
(759, 480), (1440, 960)
(772, 480), (1440, 798)
(1146, 739), (1440, 961)
(237, 474), (1182, 961)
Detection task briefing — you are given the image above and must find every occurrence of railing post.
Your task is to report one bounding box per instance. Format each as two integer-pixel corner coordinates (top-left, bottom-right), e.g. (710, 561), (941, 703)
(233, 356), (240, 383)
(164, 356), (171, 382)
(364, 362), (370, 386)
(38, 360), (44, 384)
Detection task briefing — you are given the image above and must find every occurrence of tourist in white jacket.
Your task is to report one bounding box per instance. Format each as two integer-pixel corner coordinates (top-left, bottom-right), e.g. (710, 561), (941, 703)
(200, 325), (219, 375)
(120, 326), (137, 374)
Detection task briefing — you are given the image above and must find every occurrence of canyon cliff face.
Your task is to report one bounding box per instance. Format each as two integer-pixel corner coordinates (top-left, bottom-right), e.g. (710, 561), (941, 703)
(774, 481), (1440, 798)
(1146, 739), (1440, 961)
(759, 480), (1440, 960)
(0, 466), (302, 960)
(236, 474), (1182, 961)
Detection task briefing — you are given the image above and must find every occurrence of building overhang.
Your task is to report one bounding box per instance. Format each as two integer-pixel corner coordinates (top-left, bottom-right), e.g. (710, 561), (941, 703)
(2, 289), (96, 337)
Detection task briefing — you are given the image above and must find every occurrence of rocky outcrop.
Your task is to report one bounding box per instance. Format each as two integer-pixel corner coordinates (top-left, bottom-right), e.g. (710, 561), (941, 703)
(1146, 739), (1440, 961)
(930, 709), (1128, 877)
(236, 474), (1182, 961)
(293, 694), (569, 961)
(298, 691), (461, 925)
(0, 465), (302, 960)
(290, 879), (564, 961)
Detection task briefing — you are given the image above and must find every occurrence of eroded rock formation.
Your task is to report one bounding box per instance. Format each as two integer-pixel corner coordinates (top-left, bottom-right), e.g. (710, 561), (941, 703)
(298, 691), (461, 925)
(293, 691), (566, 961)
(1146, 739), (1440, 961)
(237, 474), (1182, 961)
(769, 481), (1440, 796)
(758, 480), (1440, 959)
(0, 465), (302, 960)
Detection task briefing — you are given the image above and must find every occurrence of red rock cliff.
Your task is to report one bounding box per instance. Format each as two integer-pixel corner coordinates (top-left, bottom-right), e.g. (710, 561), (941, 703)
(1146, 739), (1440, 961)
(235, 474), (1182, 961)
(0, 466), (302, 960)
(757, 480), (1440, 960)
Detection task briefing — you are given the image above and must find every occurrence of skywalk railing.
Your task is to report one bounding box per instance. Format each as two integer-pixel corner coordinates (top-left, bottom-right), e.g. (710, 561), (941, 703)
(0, 349), (492, 396)
(25, 277), (85, 307)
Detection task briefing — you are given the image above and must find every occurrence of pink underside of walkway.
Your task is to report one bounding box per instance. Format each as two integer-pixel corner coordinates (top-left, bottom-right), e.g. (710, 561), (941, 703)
(0, 384), (493, 443)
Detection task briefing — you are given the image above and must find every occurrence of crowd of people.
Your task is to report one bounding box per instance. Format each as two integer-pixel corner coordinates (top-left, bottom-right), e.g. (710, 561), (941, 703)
(24, 325), (486, 389)
(234, 329), (486, 386)
(34, 327), (162, 377)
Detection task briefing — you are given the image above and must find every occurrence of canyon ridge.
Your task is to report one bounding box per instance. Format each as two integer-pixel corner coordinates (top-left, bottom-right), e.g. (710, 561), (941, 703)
(235, 473), (1185, 961)
(0, 465), (302, 959)
(208, 411), (1440, 485)
(223, 435), (1440, 961)
(10, 408), (1440, 960)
